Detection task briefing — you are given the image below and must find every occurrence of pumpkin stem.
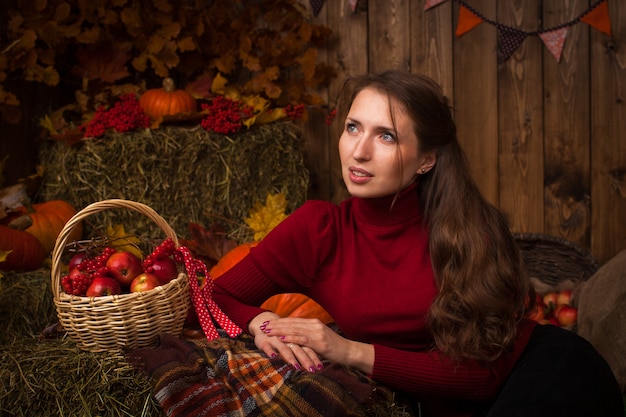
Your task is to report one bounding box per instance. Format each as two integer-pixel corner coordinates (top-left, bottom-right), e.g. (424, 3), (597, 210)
(162, 77), (175, 92)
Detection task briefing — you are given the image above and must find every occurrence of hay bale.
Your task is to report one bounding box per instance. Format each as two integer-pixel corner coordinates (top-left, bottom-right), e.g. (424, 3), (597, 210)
(0, 270), (163, 417)
(37, 122), (308, 242)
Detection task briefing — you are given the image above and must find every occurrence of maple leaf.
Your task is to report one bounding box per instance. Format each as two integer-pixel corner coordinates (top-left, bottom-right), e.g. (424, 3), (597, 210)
(179, 223), (238, 268)
(106, 224), (143, 259)
(24, 65), (59, 86)
(177, 36), (196, 52)
(72, 45), (130, 83)
(243, 107), (287, 128)
(296, 48), (318, 82)
(245, 193), (289, 241)
(186, 72), (214, 99)
(211, 73), (229, 95)
(76, 26), (102, 44)
(0, 250), (10, 263)
(154, 0), (173, 12)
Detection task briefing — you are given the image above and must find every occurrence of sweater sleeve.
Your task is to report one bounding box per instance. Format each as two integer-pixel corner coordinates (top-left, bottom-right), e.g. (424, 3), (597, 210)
(371, 319), (537, 400)
(213, 200), (337, 331)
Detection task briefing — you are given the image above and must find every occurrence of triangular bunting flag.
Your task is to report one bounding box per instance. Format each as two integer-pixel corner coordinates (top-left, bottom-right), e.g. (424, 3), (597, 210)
(349, 0), (359, 12)
(539, 27), (568, 62)
(455, 5), (484, 37)
(497, 26), (528, 62)
(581, 0), (611, 36)
(424, 0), (448, 11)
(309, 0), (326, 17)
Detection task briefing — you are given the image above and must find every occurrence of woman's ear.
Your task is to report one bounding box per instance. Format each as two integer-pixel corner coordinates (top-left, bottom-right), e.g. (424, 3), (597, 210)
(418, 152), (436, 174)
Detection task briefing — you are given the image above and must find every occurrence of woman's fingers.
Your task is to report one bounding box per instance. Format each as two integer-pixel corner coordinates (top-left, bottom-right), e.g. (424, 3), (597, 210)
(277, 341), (323, 372)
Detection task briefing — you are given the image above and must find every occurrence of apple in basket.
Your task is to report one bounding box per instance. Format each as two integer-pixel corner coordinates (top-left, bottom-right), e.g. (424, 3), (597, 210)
(68, 252), (89, 271)
(106, 251), (143, 286)
(130, 272), (162, 293)
(146, 256), (178, 285)
(86, 276), (122, 297)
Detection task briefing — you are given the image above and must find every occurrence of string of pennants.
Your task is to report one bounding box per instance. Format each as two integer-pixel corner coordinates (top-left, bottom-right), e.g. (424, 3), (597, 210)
(308, 0), (611, 63)
(425, 0), (612, 62)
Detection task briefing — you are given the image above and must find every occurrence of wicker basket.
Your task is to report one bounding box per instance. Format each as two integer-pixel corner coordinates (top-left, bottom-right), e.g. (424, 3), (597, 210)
(50, 199), (190, 353)
(514, 233), (599, 286)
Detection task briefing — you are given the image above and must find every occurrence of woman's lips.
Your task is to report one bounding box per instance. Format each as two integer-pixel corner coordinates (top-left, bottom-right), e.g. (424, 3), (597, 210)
(348, 167), (372, 184)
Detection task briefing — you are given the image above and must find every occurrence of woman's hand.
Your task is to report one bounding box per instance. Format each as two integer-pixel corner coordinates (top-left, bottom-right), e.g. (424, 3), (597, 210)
(249, 312), (323, 372)
(256, 316), (375, 375)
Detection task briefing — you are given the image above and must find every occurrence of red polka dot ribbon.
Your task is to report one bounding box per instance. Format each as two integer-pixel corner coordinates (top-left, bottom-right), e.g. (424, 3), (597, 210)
(176, 246), (242, 340)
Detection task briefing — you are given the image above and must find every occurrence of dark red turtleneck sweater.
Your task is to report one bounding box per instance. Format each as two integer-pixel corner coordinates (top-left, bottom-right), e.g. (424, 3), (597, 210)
(213, 184), (536, 416)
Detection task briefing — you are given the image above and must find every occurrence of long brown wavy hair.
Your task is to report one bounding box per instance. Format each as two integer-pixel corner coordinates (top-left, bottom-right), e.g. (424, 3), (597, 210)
(337, 69), (534, 362)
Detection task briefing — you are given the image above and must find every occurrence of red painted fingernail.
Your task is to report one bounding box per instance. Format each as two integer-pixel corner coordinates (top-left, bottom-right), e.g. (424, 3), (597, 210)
(308, 366), (316, 372)
(293, 364), (301, 370)
(317, 364), (324, 370)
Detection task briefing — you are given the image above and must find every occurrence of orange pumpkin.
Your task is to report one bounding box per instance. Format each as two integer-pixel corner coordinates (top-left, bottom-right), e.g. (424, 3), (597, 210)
(0, 225), (45, 271)
(210, 242), (334, 324)
(209, 241), (259, 278)
(25, 200), (83, 254)
(260, 293), (334, 325)
(140, 77), (197, 119)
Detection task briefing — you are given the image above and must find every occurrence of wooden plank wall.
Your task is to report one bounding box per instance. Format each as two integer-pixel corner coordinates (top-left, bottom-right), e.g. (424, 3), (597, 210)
(303, 0), (626, 265)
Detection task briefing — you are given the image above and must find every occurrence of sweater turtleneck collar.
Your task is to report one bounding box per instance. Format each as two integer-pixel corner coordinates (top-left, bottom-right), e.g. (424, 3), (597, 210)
(351, 181), (423, 227)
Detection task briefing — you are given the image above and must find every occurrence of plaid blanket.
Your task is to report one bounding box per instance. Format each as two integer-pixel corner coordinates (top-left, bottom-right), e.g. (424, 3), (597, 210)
(127, 333), (411, 417)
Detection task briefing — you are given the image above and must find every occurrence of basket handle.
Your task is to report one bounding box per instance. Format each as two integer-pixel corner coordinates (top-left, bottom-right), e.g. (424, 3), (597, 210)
(50, 199), (180, 298)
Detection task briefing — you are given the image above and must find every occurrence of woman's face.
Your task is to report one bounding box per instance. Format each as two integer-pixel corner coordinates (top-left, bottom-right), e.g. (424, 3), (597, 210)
(339, 87), (433, 199)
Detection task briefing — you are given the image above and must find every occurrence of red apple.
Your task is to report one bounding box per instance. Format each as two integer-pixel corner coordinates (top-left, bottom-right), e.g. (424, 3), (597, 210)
(86, 276), (121, 297)
(68, 252), (88, 271)
(130, 272), (161, 293)
(555, 305), (578, 326)
(106, 251), (143, 286)
(146, 256), (178, 284)
(542, 292), (559, 309)
(527, 304), (546, 322)
(556, 289), (573, 306)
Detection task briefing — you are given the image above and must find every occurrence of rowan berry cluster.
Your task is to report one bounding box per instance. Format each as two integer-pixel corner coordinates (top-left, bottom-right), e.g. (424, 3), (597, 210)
(284, 103), (305, 121)
(142, 238), (177, 270)
(82, 94), (151, 138)
(325, 108), (337, 125)
(61, 247), (116, 296)
(200, 96), (254, 135)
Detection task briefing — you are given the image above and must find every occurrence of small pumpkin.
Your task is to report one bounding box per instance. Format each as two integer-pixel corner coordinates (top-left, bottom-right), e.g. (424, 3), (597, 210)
(24, 200), (83, 254)
(209, 241), (259, 278)
(0, 225), (45, 271)
(260, 293), (334, 325)
(210, 242), (334, 324)
(139, 77), (197, 119)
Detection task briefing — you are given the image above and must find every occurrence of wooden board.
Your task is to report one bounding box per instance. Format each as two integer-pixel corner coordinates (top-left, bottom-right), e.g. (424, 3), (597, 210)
(496, 1), (544, 233)
(590, 0), (626, 264)
(410, 0), (454, 100)
(368, 0), (411, 72)
(326, 0), (370, 203)
(453, 0), (499, 205)
(542, 0), (591, 246)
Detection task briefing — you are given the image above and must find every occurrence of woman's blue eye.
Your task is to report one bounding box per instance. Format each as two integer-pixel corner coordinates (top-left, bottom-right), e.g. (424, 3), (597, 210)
(346, 123), (358, 133)
(382, 132), (395, 142)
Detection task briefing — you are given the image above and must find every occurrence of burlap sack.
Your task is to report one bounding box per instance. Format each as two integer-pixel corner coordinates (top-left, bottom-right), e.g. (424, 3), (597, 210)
(576, 249), (626, 392)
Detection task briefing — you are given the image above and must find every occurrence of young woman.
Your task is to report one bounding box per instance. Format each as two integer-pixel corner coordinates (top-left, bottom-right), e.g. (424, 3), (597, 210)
(213, 70), (623, 417)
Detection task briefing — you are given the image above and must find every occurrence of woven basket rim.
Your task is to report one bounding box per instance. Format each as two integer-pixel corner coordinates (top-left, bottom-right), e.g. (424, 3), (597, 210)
(514, 232), (598, 267)
(514, 232), (599, 284)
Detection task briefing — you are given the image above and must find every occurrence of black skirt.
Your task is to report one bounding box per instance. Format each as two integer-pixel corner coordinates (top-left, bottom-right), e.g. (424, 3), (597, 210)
(483, 324), (624, 417)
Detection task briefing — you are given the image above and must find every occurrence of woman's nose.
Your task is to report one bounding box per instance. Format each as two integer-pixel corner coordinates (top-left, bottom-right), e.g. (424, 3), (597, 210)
(352, 135), (373, 161)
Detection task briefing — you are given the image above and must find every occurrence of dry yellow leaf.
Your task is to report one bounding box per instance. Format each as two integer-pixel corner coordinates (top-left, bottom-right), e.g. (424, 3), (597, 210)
(245, 193), (289, 241)
(106, 224), (143, 259)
